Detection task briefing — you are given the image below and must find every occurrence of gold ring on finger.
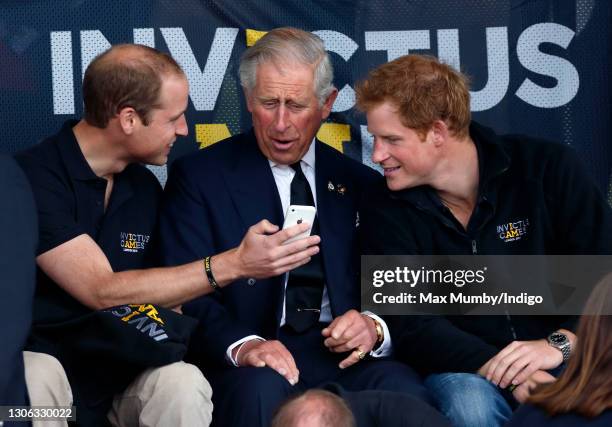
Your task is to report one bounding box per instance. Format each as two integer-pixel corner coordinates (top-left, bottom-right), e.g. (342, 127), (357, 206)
(356, 349), (366, 360)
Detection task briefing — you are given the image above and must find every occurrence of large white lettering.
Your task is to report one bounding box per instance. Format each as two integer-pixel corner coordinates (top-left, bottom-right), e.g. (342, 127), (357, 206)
(314, 30), (358, 112)
(516, 23), (579, 108)
(469, 27), (509, 112)
(160, 27), (238, 111)
(50, 24), (579, 117)
(436, 27), (510, 111)
(365, 30), (430, 61)
(50, 31), (74, 114)
(80, 30), (111, 80)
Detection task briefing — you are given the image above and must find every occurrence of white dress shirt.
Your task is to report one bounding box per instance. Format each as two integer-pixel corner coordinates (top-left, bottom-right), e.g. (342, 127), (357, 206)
(226, 141), (391, 365)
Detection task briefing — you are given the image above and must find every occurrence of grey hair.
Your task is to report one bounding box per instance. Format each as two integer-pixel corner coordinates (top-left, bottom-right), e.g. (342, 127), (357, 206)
(239, 27), (335, 106)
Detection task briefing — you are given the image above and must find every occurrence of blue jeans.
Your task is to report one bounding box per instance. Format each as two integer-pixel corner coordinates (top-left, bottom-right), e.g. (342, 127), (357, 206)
(425, 373), (512, 427)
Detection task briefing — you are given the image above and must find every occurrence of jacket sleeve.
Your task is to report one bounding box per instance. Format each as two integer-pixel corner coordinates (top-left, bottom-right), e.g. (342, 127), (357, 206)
(158, 159), (257, 367)
(388, 315), (499, 375)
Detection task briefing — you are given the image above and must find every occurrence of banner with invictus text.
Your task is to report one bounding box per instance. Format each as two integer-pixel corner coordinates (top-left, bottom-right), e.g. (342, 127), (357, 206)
(1, 1), (610, 199)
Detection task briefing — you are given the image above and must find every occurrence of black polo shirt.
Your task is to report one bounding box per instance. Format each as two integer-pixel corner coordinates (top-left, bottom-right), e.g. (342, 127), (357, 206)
(14, 120), (162, 334)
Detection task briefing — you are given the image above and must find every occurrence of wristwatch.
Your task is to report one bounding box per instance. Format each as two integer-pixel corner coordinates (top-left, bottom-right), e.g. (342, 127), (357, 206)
(547, 331), (571, 362)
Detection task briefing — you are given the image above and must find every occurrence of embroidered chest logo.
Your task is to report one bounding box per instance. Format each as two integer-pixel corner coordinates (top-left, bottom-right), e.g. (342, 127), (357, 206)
(497, 219), (530, 243)
(120, 232), (150, 253)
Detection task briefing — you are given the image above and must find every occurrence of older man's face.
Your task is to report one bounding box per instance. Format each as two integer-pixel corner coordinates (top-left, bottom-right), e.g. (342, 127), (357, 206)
(246, 61), (336, 165)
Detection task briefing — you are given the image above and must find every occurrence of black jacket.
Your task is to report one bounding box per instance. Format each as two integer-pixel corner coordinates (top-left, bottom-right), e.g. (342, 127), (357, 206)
(360, 122), (612, 374)
(0, 155), (37, 420)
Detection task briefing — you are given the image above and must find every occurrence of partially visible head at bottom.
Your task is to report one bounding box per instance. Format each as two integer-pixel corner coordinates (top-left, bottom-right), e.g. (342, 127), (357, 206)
(271, 389), (356, 427)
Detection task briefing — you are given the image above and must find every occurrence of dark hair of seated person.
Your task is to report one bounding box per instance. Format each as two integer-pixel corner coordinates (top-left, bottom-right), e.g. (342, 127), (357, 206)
(528, 273), (612, 417)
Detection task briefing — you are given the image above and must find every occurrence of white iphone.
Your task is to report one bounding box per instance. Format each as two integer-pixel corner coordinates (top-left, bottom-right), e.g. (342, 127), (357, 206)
(282, 205), (317, 244)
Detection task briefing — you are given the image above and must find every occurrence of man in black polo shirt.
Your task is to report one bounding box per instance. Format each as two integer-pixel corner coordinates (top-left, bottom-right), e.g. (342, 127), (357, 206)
(15, 44), (319, 426)
(355, 54), (612, 427)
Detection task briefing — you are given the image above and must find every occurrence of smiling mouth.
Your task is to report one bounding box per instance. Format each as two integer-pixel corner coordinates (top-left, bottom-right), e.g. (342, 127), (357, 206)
(383, 166), (400, 176)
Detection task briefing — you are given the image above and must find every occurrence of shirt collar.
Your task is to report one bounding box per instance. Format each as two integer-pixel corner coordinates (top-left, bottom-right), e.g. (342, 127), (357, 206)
(469, 121), (510, 188)
(268, 138), (316, 171)
(56, 119), (101, 182)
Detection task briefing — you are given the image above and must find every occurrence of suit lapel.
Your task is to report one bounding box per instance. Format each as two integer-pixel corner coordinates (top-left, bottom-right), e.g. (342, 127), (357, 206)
(221, 132), (286, 330)
(315, 141), (353, 313)
(222, 132), (284, 229)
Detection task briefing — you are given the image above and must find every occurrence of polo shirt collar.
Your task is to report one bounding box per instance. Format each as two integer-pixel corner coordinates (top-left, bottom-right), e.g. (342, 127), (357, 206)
(470, 121), (511, 190)
(56, 119), (101, 181)
(55, 119), (135, 215)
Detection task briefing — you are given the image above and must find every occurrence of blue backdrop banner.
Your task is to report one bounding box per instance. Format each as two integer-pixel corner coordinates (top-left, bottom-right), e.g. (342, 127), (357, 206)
(1, 1), (610, 197)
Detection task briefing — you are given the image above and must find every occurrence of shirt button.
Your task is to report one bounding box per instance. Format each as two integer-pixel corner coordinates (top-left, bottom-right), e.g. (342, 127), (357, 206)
(247, 278), (256, 286)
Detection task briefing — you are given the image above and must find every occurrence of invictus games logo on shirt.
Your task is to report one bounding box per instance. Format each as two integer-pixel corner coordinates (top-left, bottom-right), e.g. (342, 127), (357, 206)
(497, 219), (530, 243)
(120, 232), (150, 253)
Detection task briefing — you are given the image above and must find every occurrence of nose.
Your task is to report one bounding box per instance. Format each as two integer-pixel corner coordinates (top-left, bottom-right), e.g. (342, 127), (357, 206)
(370, 138), (388, 164)
(175, 114), (188, 136)
(273, 104), (290, 133)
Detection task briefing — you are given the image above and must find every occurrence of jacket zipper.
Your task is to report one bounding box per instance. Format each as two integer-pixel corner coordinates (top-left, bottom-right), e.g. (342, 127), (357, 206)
(471, 238), (517, 339)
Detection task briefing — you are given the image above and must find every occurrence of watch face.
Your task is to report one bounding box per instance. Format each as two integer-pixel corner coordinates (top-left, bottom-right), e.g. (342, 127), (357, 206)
(550, 333), (567, 345)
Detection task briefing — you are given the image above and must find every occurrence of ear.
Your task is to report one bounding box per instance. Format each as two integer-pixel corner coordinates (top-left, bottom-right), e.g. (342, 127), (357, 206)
(430, 120), (449, 147)
(117, 107), (138, 135)
(320, 88), (339, 120)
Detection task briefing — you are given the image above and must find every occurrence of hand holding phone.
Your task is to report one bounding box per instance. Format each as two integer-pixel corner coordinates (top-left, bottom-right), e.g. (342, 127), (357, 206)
(282, 205), (316, 244)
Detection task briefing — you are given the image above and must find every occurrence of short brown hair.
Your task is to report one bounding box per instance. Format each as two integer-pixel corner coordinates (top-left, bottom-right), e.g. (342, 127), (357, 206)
(528, 274), (612, 417)
(355, 54), (471, 139)
(83, 44), (184, 128)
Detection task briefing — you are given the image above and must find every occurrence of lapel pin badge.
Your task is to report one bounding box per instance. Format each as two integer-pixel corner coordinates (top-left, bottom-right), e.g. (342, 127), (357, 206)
(336, 184), (346, 195)
(327, 181), (335, 191)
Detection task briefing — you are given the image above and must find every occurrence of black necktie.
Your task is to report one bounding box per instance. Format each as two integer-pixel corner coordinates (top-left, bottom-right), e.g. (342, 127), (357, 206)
(285, 162), (325, 333)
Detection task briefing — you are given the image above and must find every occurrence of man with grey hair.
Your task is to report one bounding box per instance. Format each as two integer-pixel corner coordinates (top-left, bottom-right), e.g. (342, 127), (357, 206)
(159, 27), (430, 427)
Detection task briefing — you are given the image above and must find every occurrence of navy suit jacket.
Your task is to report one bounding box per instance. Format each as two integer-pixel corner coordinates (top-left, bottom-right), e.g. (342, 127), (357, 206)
(159, 130), (379, 366)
